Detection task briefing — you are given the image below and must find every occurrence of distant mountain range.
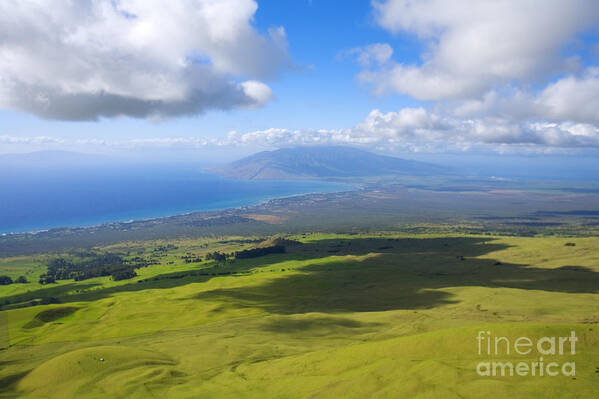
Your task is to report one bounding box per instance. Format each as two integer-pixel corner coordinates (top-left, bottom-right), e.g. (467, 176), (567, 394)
(212, 146), (445, 180)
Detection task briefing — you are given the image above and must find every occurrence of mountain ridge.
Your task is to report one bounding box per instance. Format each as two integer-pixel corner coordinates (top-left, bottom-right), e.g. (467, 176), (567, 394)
(212, 146), (444, 180)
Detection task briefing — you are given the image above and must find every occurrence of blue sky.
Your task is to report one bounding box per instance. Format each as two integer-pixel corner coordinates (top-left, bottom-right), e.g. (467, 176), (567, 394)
(1, 1), (421, 138)
(1, 0), (598, 160)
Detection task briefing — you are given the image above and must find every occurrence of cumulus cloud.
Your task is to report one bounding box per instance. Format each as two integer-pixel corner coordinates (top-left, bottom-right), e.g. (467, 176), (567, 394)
(347, 0), (599, 149)
(535, 68), (599, 124)
(3, 106), (599, 154)
(366, 0), (599, 101)
(0, 0), (288, 120)
(229, 109), (599, 152)
(448, 68), (599, 125)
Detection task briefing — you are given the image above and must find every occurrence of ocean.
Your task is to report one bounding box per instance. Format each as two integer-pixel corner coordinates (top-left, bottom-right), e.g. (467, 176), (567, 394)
(0, 163), (351, 234)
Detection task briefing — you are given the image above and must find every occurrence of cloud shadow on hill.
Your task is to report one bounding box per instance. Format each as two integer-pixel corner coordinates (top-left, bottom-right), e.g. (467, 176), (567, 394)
(5, 237), (599, 318)
(193, 237), (599, 314)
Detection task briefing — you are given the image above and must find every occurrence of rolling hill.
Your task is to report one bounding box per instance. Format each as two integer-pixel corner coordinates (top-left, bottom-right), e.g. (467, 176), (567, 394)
(2, 233), (598, 398)
(212, 146), (444, 180)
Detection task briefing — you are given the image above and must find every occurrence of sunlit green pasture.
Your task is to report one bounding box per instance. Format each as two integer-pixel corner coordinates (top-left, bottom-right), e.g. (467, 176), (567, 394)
(1, 234), (598, 398)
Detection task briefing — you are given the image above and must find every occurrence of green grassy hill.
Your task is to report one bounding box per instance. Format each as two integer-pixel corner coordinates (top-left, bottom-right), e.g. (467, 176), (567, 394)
(1, 234), (598, 398)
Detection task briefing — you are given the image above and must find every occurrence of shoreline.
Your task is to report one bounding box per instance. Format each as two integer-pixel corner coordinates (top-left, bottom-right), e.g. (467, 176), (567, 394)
(2, 183), (360, 237)
(2, 181), (599, 257)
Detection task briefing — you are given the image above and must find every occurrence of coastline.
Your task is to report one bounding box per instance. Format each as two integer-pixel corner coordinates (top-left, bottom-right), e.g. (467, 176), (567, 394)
(2, 179), (599, 257)
(2, 181), (359, 237)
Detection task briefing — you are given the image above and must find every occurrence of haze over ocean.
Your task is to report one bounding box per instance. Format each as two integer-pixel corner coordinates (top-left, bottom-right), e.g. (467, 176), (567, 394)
(0, 164), (350, 234)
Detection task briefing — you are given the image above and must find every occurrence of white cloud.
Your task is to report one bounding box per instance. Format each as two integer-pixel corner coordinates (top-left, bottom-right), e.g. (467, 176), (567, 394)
(353, 1), (599, 144)
(3, 107), (599, 155)
(447, 68), (599, 125)
(231, 108), (599, 151)
(535, 68), (599, 124)
(239, 81), (273, 109)
(0, 0), (288, 120)
(342, 43), (394, 67)
(2, 1), (598, 155)
(367, 0), (599, 100)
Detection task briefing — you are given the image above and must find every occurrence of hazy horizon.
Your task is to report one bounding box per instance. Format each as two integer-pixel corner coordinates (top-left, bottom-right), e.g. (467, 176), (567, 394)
(2, 147), (598, 182)
(1, 0), (598, 164)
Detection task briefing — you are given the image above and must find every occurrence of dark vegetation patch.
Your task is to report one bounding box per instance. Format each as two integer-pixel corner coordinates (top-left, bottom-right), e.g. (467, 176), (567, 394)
(205, 239), (294, 262)
(23, 306), (80, 329)
(235, 245), (286, 259)
(39, 252), (152, 284)
(205, 251), (230, 262)
(181, 253), (203, 263)
(0, 275), (27, 287)
(0, 276), (13, 285)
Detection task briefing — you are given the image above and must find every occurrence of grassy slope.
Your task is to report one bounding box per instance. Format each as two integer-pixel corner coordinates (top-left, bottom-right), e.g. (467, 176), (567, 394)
(1, 234), (599, 398)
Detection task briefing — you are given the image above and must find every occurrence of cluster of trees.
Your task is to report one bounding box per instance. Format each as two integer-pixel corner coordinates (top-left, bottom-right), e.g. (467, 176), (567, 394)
(181, 254), (203, 264)
(205, 251), (229, 262)
(153, 244), (178, 253)
(203, 245), (286, 263)
(131, 256), (160, 266)
(39, 253), (148, 284)
(235, 245), (285, 259)
(38, 275), (56, 285)
(111, 269), (138, 281)
(0, 275), (28, 285)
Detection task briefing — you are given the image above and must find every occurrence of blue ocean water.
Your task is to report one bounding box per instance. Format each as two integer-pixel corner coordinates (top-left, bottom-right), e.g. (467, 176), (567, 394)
(0, 163), (351, 234)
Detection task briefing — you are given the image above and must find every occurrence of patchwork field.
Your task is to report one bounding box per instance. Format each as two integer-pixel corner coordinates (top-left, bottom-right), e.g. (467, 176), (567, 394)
(1, 233), (598, 398)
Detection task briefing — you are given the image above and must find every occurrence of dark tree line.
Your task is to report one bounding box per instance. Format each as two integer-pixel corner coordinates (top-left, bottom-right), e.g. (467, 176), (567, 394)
(235, 245), (285, 259)
(205, 251), (229, 262)
(203, 245), (286, 263)
(39, 275), (56, 285)
(40, 253), (148, 284)
(0, 275), (28, 285)
(181, 254), (203, 263)
(111, 269), (138, 281)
